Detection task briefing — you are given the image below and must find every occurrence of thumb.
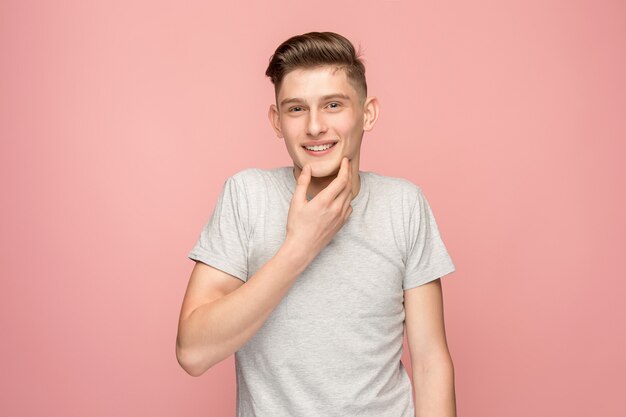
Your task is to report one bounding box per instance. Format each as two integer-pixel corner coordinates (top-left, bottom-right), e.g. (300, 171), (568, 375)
(294, 164), (311, 205)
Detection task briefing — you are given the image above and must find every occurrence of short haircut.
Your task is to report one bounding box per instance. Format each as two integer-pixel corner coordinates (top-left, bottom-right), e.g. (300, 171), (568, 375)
(265, 31), (367, 106)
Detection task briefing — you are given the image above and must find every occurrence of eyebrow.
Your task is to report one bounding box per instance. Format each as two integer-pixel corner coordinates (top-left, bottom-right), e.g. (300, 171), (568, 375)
(280, 93), (351, 108)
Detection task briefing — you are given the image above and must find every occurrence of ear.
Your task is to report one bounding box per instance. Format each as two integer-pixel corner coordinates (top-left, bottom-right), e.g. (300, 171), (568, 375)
(362, 96), (380, 132)
(268, 104), (283, 138)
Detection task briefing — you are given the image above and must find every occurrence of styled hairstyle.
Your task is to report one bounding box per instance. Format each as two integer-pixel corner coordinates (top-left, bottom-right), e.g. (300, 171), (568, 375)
(265, 31), (367, 105)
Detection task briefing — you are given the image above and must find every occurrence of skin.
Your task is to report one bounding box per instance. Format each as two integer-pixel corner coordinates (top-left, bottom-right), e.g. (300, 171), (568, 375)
(269, 65), (457, 416)
(268, 65), (379, 200)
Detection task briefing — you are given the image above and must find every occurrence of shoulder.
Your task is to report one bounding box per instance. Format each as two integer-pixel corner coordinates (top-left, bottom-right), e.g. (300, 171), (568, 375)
(229, 166), (286, 181)
(227, 167), (261, 183)
(225, 167), (288, 201)
(228, 166), (285, 187)
(364, 170), (423, 204)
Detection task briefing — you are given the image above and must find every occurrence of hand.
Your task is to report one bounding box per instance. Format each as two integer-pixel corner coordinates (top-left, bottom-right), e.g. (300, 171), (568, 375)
(285, 157), (354, 260)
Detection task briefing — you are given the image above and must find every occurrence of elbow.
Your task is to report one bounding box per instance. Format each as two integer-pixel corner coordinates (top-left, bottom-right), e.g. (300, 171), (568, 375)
(413, 351), (455, 375)
(176, 341), (213, 377)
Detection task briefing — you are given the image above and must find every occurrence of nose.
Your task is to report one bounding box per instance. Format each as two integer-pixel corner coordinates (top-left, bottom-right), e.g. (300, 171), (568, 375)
(306, 109), (327, 137)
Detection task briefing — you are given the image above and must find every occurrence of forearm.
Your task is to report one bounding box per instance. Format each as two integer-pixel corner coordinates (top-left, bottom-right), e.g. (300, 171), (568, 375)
(413, 355), (457, 417)
(177, 240), (312, 375)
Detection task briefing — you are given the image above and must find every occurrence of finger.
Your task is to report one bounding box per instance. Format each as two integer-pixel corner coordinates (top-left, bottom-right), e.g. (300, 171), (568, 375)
(343, 159), (353, 198)
(294, 164), (311, 206)
(321, 157), (350, 201)
(335, 168), (352, 204)
(344, 204), (353, 222)
(333, 164), (352, 214)
(341, 170), (353, 213)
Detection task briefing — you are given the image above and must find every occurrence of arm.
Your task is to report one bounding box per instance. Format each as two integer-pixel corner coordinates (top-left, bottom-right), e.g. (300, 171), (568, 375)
(404, 278), (457, 417)
(176, 158), (354, 376)
(176, 239), (312, 376)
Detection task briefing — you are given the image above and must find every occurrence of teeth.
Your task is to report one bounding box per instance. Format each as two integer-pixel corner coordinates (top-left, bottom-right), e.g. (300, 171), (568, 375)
(304, 143), (335, 151)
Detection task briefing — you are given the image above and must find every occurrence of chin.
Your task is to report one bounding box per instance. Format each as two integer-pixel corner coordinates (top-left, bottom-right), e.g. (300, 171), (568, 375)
(310, 161), (342, 178)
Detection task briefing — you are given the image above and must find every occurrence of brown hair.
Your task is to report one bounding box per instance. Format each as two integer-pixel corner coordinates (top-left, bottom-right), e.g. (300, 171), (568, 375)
(265, 31), (367, 105)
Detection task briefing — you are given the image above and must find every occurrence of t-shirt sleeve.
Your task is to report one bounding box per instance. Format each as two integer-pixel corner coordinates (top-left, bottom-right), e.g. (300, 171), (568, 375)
(187, 175), (249, 283)
(403, 187), (456, 290)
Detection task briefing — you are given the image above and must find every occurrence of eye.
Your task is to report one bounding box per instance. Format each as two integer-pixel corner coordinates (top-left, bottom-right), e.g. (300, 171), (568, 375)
(327, 102), (341, 109)
(289, 106), (304, 112)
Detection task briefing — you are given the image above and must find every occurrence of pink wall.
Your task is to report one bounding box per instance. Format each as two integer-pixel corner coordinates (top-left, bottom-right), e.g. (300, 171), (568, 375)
(1, 1), (625, 416)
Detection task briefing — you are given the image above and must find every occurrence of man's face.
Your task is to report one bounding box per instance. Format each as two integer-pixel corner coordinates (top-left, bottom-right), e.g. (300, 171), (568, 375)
(269, 65), (376, 178)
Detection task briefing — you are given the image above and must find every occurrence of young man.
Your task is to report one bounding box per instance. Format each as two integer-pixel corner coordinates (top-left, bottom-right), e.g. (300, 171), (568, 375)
(176, 32), (457, 417)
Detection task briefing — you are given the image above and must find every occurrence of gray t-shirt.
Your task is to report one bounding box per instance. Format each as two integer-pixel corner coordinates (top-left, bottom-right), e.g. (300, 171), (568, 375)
(188, 166), (456, 417)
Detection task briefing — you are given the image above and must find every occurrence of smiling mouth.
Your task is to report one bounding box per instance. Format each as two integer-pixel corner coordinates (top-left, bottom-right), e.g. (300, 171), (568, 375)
(302, 142), (338, 152)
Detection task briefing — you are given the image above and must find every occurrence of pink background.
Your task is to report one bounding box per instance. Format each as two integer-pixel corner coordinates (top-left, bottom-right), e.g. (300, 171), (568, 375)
(1, 1), (625, 416)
